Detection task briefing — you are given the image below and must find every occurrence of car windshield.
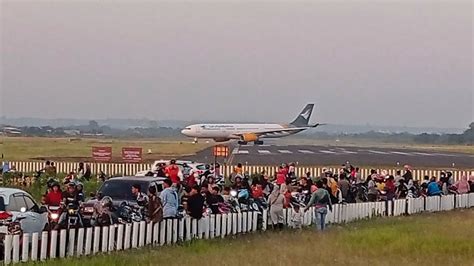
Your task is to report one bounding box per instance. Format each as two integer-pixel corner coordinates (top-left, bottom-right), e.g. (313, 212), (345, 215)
(98, 180), (148, 201)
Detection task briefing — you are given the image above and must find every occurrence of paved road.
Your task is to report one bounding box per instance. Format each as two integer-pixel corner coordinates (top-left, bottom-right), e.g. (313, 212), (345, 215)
(180, 144), (474, 168)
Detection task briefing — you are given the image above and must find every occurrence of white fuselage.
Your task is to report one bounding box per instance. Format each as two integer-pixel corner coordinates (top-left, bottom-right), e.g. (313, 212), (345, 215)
(181, 123), (298, 140)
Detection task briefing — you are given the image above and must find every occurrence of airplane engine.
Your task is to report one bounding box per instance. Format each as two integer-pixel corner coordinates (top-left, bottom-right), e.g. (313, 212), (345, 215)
(241, 133), (258, 142)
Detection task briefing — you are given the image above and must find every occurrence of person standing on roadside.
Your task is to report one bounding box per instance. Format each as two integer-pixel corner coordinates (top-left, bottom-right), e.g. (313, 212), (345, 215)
(165, 160), (180, 185)
(160, 179), (179, 218)
(304, 180), (332, 231)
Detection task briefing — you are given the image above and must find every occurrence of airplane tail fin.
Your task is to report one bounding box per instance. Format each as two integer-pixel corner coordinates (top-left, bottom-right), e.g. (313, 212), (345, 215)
(290, 104), (314, 127)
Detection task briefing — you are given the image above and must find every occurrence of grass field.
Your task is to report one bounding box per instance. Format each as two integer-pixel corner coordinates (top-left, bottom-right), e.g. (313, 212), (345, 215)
(0, 137), (210, 162)
(26, 209), (474, 266)
(1, 136), (472, 163)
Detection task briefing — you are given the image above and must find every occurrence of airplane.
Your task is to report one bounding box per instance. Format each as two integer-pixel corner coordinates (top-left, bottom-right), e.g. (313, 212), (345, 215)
(181, 104), (323, 145)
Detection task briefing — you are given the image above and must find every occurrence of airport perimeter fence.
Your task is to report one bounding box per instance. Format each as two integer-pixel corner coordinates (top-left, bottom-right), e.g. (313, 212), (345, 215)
(3, 194), (474, 264)
(3, 161), (474, 182)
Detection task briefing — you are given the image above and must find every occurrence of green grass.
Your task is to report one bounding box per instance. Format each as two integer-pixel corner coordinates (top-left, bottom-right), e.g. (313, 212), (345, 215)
(0, 137), (210, 162)
(25, 209), (474, 266)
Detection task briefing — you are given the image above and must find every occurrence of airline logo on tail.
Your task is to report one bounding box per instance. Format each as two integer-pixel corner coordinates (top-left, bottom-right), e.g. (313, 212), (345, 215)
(300, 109), (311, 120)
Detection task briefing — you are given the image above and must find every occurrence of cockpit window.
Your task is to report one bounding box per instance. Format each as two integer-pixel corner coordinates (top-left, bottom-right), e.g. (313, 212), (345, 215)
(185, 127), (191, 130)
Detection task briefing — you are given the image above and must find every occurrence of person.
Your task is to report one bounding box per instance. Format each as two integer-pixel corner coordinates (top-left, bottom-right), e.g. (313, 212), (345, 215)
(276, 166), (286, 185)
(427, 177), (442, 196)
(76, 182), (85, 202)
(402, 165), (413, 182)
(251, 182), (264, 199)
(57, 182), (83, 229)
(469, 176), (474, 193)
(187, 185), (205, 219)
(206, 186), (224, 214)
(367, 175), (378, 202)
(156, 164), (166, 177)
(291, 204), (303, 229)
(454, 176), (470, 194)
(165, 160), (181, 184)
(233, 163), (243, 175)
(268, 185), (285, 230)
(43, 182), (62, 206)
(131, 184), (149, 207)
(160, 179), (179, 218)
(304, 180), (332, 231)
(385, 176), (396, 200)
(147, 186), (163, 223)
(394, 170), (403, 187)
(338, 175), (351, 201)
(63, 172), (76, 184)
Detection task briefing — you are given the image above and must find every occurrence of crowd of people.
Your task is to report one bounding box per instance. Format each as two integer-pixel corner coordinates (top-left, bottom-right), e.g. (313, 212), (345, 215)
(24, 160), (474, 231)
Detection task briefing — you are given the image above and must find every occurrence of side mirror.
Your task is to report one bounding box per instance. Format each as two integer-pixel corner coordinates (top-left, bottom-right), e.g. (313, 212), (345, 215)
(39, 206), (47, 213)
(20, 207), (27, 213)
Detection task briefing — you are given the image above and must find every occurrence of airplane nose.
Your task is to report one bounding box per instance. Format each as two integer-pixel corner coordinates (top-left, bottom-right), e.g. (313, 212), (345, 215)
(181, 129), (186, 135)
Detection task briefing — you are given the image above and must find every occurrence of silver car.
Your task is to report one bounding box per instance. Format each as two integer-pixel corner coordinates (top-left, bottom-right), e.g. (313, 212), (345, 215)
(0, 188), (48, 235)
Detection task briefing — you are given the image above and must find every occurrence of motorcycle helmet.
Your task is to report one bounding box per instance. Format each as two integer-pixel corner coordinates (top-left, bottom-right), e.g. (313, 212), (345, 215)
(101, 196), (113, 208)
(136, 193), (148, 207)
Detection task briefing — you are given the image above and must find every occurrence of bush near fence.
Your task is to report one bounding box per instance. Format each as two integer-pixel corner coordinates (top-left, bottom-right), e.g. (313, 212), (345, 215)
(4, 161), (474, 182)
(3, 194), (474, 264)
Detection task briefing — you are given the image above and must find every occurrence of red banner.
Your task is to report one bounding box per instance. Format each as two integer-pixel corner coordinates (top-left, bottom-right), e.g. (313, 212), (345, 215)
(213, 145), (229, 157)
(92, 147), (112, 162)
(122, 147), (143, 163)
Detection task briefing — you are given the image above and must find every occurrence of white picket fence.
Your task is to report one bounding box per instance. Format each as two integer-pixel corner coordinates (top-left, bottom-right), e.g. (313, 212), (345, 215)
(4, 161), (474, 182)
(3, 194), (474, 264)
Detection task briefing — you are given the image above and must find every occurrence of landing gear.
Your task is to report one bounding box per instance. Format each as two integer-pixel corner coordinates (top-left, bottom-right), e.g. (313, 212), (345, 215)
(254, 140), (264, 145)
(193, 138), (198, 144)
(238, 141), (248, 145)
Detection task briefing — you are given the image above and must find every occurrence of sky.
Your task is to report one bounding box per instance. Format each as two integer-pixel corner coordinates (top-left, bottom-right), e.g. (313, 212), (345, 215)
(0, 1), (472, 129)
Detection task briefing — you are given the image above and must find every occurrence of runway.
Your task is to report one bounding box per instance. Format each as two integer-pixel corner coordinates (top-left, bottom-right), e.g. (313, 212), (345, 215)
(181, 144), (474, 168)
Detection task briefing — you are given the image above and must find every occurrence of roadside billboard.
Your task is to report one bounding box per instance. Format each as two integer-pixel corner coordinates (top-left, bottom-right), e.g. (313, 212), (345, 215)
(122, 147), (143, 163)
(92, 147), (112, 162)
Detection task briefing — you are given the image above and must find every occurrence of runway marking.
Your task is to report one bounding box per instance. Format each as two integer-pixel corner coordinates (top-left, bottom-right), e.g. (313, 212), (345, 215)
(341, 150), (358, 154)
(232, 148), (239, 155)
(390, 151), (413, 156)
(258, 150), (271, 154)
(319, 150), (337, 154)
(278, 150), (293, 154)
(237, 150), (249, 154)
(411, 152), (435, 156)
(298, 150), (315, 154)
(368, 150), (390, 155)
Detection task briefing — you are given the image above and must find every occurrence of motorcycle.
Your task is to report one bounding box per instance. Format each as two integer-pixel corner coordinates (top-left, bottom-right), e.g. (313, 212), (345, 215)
(62, 203), (82, 229)
(0, 212), (24, 259)
(46, 205), (62, 229)
(117, 202), (144, 224)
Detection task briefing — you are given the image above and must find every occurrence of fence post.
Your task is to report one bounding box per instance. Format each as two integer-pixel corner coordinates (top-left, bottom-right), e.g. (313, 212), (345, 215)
(59, 229), (67, 258)
(21, 233), (29, 263)
(139, 221), (146, 247)
(40, 231), (48, 261)
(49, 230), (58, 259)
(146, 222), (153, 245)
(84, 227), (93, 255)
(68, 228), (76, 257)
(172, 219), (179, 244)
(12, 234), (20, 263)
(76, 228), (84, 256)
(216, 214), (222, 237)
(93, 226), (101, 253)
(132, 222), (139, 248)
(101, 226), (109, 253)
(210, 215), (216, 239)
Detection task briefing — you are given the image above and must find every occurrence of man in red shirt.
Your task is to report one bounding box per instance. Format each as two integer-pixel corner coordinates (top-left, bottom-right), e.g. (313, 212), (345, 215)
(165, 160), (180, 184)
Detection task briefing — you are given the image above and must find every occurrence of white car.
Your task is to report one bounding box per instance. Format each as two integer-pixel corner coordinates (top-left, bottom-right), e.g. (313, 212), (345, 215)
(136, 160), (207, 179)
(0, 188), (48, 235)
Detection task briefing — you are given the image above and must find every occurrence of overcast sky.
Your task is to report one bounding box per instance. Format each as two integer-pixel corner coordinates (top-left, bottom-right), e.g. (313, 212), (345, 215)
(1, 1), (472, 128)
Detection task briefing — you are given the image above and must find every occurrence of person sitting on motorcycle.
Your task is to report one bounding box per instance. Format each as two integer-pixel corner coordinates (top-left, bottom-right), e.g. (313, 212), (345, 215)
(222, 186), (232, 203)
(427, 177), (442, 196)
(251, 182), (264, 199)
(76, 182), (85, 202)
(95, 196), (119, 226)
(206, 186), (224, 214)
(201, 176), (216, 192)
(232, 176), (243, 190)
(43, 182), (62, 206)
(298, 177), (312, 193)
(57, 182), (83, 228)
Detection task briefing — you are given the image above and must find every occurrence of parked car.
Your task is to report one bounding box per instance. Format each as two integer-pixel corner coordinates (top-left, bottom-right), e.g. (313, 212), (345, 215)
(81, 176), (167, 225)
(0, 188), (49, 258)
(0, 188), (48, 235)
(135, 160), (206, 178)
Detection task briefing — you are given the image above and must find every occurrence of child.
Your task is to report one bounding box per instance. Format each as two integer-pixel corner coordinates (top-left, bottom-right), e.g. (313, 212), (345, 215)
(291, 204), (304, 229)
